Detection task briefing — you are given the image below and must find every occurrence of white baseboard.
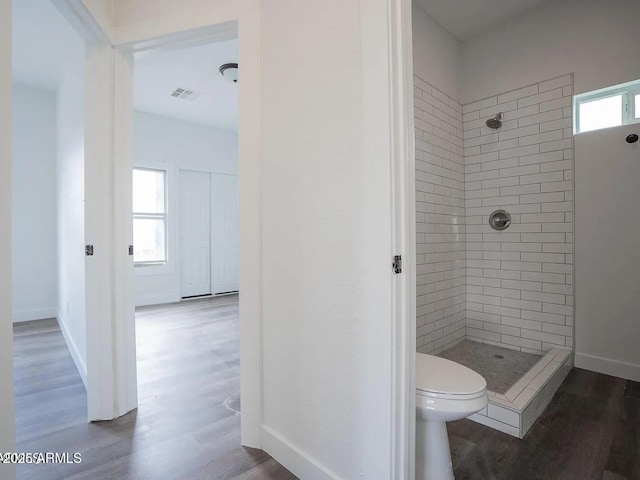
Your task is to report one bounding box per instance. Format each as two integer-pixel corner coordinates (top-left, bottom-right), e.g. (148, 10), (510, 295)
(12, 307), (57, 323)
(261, 425), (346, 480)
(575, 352), (640, 382)
(56, 312), (87, 389)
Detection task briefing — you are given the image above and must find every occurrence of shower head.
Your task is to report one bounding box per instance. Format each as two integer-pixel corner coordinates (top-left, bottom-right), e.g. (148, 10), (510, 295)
(486, 112), (504, 129)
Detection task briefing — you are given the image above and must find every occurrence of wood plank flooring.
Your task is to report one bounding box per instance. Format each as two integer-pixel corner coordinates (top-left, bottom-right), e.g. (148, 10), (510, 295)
(13, 295), (296, 480)
(14, 299), (640, 480)
(448, 368), (640, 480)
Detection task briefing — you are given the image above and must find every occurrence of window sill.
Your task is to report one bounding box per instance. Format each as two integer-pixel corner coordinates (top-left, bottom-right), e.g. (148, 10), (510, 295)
(134, 261), (174, 277)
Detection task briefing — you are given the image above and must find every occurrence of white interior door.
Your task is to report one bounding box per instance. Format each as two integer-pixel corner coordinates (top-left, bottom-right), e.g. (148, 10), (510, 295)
(211, 174), (239, 294)
(180, 171), (211, 298)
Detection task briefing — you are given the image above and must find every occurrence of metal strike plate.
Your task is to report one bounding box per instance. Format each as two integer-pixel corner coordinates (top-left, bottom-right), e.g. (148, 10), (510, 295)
(393, 255), (402, 274)
(85, 245), (94, 256)
(489, 210), (511, 231)
(129, 245), (134, 256)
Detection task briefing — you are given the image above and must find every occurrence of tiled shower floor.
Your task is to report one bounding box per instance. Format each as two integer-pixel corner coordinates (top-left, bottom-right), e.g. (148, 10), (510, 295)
(439, 340), (542, 394)
(438, 339), (573, 438)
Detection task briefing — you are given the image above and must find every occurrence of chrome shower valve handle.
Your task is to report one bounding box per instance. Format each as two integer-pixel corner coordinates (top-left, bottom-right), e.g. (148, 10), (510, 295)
(489, 210), (511, 231)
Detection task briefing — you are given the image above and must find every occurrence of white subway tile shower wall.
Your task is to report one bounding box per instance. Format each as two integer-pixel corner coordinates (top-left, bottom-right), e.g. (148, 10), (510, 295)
(463, 75), (574, 354)
(414, 75), (466, 354)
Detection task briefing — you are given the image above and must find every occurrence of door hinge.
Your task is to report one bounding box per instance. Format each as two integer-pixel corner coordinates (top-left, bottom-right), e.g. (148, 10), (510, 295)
(85, 245), (94, 256)
(393, 255), (402, 274)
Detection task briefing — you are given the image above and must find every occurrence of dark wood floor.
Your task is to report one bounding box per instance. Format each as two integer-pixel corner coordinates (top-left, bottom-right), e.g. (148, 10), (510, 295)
(449, 368), (640, 480)
(13, 295), (296, 480)
(14, 301), (640, 480)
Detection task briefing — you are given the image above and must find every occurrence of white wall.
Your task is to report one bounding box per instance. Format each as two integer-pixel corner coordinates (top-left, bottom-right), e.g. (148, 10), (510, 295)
(412, 4), (460, 101)
(133, 111), (237, 174)
(132, 111), (237, 306)
(56, 37), (87, 384)
(460, 0), (640, 103)
(460, 0), (640, 379)
(111, 0), (239, 45)
(259, 1), (399, 477)
(575, 125), (640, 381)
(114, 0), (232, 28)
(80, 0), (115, 40)
(0, 0), (16, 476)
(11, 84), (58, 323)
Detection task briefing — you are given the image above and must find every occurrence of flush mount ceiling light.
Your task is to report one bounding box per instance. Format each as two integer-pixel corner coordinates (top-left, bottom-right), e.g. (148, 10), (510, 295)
(219, 63), (238, 83)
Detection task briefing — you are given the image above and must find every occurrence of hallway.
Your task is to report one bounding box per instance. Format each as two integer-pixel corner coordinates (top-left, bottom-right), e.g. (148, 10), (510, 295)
(13, 295), (295, 480)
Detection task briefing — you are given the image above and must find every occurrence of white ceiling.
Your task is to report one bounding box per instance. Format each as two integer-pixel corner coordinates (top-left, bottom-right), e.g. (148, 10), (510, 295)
(12, 0), (81, 91)
(414, 0), (553, 41)
(14, 0), (542, 127)
(12, 0), (237, 132)
(133, 41), (238, 132)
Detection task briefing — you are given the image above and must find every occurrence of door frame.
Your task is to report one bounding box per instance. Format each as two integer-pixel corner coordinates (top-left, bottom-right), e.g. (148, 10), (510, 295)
(379, 1), (416, 476)
(116, 19), (263, 447)
(0, 1), (16, 478)
(389, 1), (417, 477)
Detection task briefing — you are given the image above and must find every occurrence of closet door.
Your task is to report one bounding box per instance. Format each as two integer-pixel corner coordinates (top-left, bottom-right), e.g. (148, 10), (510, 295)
(180, 171), (211, 298)
(211, 174), (239, 294)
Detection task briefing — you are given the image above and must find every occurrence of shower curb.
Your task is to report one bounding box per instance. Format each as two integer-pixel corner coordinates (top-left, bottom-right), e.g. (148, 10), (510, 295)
(467, 348), (572, 438)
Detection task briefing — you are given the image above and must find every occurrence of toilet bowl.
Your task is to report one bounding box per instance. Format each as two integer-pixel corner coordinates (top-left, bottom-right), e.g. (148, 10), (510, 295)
(416, 353), (487, 480)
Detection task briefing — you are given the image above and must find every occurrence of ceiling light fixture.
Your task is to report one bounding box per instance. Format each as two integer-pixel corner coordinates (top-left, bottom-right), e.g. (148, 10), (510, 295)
(219, 63), (238, 83)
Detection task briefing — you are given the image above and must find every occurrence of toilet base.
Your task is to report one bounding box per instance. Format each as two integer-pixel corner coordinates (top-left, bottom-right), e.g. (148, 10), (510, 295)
(416, 420), (454, 480)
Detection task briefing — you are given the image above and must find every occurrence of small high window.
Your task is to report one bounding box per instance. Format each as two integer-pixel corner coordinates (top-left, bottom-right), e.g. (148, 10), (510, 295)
(574, 79), (640, 134)
(133, 167), (167, 265)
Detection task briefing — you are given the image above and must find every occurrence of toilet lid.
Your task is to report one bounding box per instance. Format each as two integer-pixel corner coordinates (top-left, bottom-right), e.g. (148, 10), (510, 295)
(416, 353), (487, 396)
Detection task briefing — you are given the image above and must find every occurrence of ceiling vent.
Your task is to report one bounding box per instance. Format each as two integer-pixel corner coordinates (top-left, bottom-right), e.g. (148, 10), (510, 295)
(170, 87), (200, 101)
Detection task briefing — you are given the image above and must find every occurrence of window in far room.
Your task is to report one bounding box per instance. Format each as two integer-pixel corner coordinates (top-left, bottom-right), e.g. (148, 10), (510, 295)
(133, 167), (167, 265)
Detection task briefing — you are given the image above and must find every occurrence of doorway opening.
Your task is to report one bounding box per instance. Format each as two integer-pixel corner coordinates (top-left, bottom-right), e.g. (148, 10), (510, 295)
(125, 35), (274, 478)
(11, 0), (89, 468)
(131, 40), (239, 307)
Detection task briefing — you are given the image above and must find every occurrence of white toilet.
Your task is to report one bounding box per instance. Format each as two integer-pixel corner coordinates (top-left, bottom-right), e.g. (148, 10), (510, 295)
(416, 353), (488, 480)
